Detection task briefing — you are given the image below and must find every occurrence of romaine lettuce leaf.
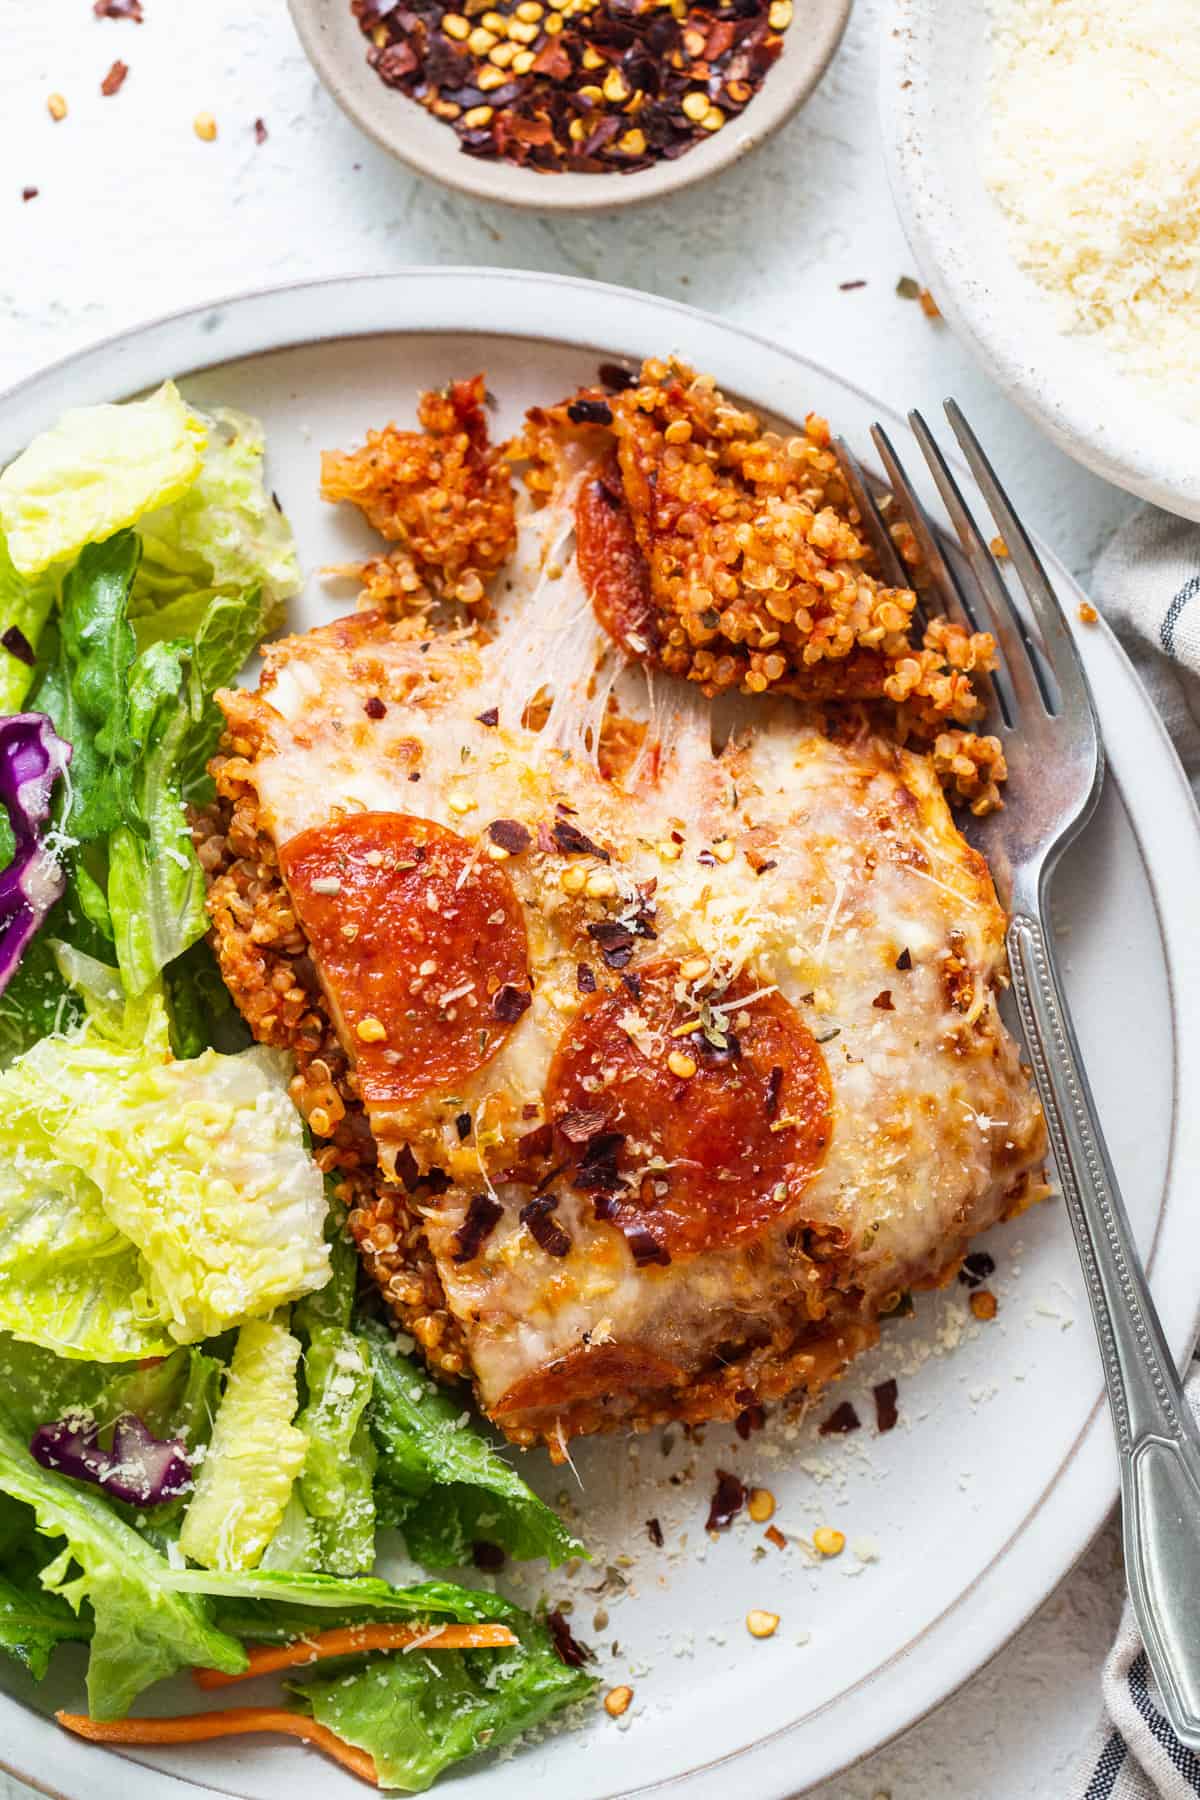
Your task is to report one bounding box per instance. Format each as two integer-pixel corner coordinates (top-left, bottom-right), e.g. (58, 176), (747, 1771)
(0, 1414), (245, 1718)
(162, 936), (249, 1060)
(179, 1316), (308, 1572)
(164, 1565), (517, 1627)
(0, 383), (205, 578)
(0, 1565), (92, 1681)
(106, 637), (208, 994)
(36, 531), (141, 847)
(293, 1611), (596, 1793)
(0, 994), (330, 1357)
(0, 532), (56, 714)
(294, 1327), (376, 1577)
(56, 1031), (330, 1342)
(133, 406), (300, 619)
(0, 1016), (174, 1361)
(362, 1320), (582, 1569)
(0, 1333), (220, 1453)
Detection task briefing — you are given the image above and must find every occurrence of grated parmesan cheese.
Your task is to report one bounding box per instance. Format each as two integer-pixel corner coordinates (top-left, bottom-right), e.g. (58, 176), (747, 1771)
(986, 0), (1200, 413)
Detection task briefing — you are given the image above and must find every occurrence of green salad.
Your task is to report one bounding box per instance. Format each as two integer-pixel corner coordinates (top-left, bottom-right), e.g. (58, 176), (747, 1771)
(0, 386), (594, 1789)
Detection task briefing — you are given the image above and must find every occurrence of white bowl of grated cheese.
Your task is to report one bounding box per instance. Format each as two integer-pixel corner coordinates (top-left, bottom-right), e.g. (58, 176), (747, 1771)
(880, 0), (1200, 521)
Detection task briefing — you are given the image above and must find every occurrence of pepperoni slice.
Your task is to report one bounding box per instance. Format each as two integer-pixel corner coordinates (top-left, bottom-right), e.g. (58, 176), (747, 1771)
(546, 960), (832, 1261)
(574, 457), (658, 660)
(279, 812), (530, 1107)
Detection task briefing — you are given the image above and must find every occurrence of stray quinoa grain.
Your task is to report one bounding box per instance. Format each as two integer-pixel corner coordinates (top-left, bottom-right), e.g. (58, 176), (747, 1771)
(746, 1609), (779, 1638)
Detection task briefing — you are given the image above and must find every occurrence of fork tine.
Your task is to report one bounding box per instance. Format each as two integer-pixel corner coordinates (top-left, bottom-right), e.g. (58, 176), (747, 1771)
(870, 420), (1015, 730)
(870, 423), (983, 634)
(943, 400), (1094, 721)
(834, 438), (910, 591)
(906, 410), (1049, 723)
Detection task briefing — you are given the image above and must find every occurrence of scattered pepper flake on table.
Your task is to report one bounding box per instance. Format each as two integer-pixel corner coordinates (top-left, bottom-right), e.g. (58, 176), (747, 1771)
(351, 0), (791, 173)
(94, 0), (144, 17)
(100, 59), (129, 96)
(21, 187), (38, 203)
(254, 116), (269, 143)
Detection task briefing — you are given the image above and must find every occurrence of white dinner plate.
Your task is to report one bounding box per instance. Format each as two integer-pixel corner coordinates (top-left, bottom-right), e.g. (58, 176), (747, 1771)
(879, 0), (1200, 521)
(1, 270), (1198, 1800)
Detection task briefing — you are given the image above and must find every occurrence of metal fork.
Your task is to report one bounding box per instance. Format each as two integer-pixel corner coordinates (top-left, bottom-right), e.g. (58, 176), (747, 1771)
(843, 405), (1200, 1750)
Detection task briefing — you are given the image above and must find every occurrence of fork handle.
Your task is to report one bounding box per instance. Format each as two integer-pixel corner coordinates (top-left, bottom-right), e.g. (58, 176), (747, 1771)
(1008, 910), (1200, 1748)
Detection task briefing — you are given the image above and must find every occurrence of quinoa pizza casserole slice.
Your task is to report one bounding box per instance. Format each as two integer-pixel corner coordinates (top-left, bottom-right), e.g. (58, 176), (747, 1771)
(200, 360), (1047, 1456)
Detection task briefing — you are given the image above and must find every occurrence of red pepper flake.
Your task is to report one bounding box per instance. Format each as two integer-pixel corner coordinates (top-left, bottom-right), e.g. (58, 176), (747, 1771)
(957, 1250), (995, 1289)
(472, 1539), (505, 1570)
(546, 1609), (593, 1669)
(491, 982), (531, 1023)
(451, 1193), (503, 1263)
(476, 706), (500, 727)
(364, 695), (387, 719)
(764, 1064), (783, 1119)
(21, 187), (39, 203)
(626, 1226), (670, 1267)
(646, 1516), (664, 1547)
(576, 962), (597, 994)
(873, 1378), (899, 1434)
(519, 1191), (571, 1257)
(598, 363), (637, 393)
(1, 626), (35, 665)
(488, 818), (531, 854)
(455, 1112), (472, 1140)
(586, 920), (635, 969)
(567, 398), (614, 427)
(254, 117), (268, 145)
(734, 1403), (765, 1439)
(819, 1401), (861, 1436)
(895, 947), (912, 971)
(94, 0), (143, 17)
(872, 990), (895, 1011)
(100, 59), (128, 96)
(706, 1469), (746, 1531)
(558, 1105), (609, 1145)
(839, 278), (866, 291)
(552, 818), (609, 860)
(764, 1523), (787, 1550)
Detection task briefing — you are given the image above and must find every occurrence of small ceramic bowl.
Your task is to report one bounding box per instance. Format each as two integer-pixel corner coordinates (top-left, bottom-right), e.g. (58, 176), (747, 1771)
(288, 0), (851, 211)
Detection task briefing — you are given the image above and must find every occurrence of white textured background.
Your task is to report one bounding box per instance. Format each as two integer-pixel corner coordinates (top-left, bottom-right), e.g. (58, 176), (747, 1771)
(1, 1), (1134, 1795)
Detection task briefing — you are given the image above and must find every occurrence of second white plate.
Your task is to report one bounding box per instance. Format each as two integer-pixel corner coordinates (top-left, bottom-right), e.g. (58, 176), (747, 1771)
(880, 0), (1200, 521)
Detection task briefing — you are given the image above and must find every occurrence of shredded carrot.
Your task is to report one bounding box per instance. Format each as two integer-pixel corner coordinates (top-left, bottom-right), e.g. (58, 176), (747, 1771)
(193, 1620), (518, 1689)
(57, 1706), (379, 1787)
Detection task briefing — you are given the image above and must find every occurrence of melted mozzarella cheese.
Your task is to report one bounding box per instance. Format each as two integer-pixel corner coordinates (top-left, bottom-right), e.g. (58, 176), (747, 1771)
(228, 508), (1046, 1425)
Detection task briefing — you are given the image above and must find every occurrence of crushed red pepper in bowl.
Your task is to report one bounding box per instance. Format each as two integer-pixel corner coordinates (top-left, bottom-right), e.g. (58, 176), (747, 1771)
(351, 0), (791, 173)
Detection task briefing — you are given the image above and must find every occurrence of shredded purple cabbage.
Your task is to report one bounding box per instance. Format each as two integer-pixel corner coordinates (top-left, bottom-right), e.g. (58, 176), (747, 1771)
(0, 712), (71, 992)
(30, 1410), (194, 1507)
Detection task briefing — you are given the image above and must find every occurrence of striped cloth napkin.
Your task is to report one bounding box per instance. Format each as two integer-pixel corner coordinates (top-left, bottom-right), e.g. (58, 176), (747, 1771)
(1072, 505), (1200, 1800)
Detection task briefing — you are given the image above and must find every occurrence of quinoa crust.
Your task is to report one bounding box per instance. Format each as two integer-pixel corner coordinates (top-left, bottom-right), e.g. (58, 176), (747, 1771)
(195, 718), (472, 1384)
